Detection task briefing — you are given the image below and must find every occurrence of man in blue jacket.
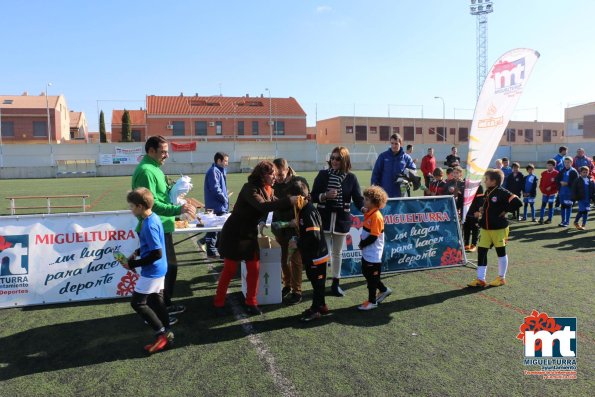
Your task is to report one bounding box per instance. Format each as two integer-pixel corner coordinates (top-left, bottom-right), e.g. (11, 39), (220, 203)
(371, 133), (416, 198)
(202, 152), (229, 258)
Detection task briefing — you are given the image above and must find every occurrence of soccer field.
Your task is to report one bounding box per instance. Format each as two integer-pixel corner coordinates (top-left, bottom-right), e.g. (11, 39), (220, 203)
(0, 172), (593, 397)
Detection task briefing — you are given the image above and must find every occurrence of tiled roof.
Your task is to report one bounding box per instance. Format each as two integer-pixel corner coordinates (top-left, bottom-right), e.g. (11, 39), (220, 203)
(146, 95), (306, 117)
(0, 94), (60, 109)
(111, 110), (146, 125)
(69, 112), (82, 127)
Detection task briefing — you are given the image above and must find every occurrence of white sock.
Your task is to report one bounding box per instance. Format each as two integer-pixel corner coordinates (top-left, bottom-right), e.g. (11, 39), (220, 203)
(477, 266), (487, 281)
(498, 255), (508, 278)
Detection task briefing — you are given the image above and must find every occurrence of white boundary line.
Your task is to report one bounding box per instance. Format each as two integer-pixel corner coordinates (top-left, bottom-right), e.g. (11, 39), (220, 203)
(191, 236), (299, 397)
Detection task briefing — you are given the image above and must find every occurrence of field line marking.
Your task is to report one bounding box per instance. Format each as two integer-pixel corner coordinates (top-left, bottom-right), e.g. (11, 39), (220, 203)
(191, 236), (299, 397)
(423, 271), (594, 344)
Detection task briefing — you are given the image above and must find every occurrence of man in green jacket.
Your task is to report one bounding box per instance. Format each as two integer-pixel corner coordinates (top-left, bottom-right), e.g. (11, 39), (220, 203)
(132, 136), (195, 321)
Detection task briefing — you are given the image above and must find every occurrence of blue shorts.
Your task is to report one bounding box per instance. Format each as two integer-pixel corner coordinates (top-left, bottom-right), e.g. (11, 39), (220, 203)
(541, 194), (556, 204)
(578, 200), (591, 212)
(523, 196), (536, 204)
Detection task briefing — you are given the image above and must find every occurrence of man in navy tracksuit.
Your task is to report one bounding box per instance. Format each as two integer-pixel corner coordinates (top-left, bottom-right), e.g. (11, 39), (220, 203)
(202, 152), (229, 257)
(371, 133), (416, 198)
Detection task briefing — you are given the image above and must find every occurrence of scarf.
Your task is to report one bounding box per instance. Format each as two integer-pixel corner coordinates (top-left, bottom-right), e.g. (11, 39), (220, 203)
(327, 168), (346, 210)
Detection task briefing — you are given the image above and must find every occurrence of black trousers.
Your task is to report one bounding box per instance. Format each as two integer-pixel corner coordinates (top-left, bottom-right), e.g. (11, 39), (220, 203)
(361, 258), (386, 303)
(305, 260), (327, 311)
(164, 233), (178, 306)
(463, 220), (479, 246)
(131, 290), (169, 332)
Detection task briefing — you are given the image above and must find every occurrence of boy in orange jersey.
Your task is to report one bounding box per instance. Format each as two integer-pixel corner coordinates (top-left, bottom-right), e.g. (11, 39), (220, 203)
(357, 186), (391, 310)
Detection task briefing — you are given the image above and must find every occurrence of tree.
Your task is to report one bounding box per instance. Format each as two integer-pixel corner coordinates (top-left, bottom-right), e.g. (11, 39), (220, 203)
(99, 110), (107, 143)
(121, 110), (131, 142)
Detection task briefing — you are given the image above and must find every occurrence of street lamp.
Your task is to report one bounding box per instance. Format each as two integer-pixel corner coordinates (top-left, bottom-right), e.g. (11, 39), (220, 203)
(434, 96), (446, 142)
(265, 88), (272, 142)
(46, 83), (52, 144)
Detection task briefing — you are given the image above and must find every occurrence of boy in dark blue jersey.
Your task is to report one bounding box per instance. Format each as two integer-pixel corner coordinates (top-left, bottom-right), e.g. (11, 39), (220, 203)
(521, 164), (538, 221)
(505, 162), (524, 221)
(571, 166), (595, 230)
(468, 170), (522, 288)
(556, 156), (579, 227)
(119, 188), (173, 353)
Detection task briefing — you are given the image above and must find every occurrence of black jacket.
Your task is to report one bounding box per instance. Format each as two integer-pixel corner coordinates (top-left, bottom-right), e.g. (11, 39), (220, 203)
(311, 169), (364, 234)
(504, 172), (524, 196)
(479, 186), (523, 230)
(296, 202), (329, 266)
(219, 182), (291, 261)
(571, 177), (595, 202)
(465, 185), (485, 221)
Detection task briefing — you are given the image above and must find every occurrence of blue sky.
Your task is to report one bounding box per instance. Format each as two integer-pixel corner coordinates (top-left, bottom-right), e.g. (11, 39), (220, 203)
(1, 0), (593, 131)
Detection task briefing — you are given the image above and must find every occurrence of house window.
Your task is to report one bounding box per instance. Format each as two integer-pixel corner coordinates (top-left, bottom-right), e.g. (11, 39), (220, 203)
(131, 130), (142, 142)
(274, 121), (285, 135)
(355, 125), (367, 141)
(535, 130), (540, 136)
(1, 121), (14, 137)
(215, 121), (222, 135)
(195, 121), (207, 136)
(416, 127), (422, 135)
(458, 127), (469, 142)
(392, 127), (400, 134)
(543, 129), (552, 142)
(524, 129), (533, 143)
(172, 121), (185, 136)
(252, 121), (259, 135)
(506, 128), (516, 142)
(450, 128), (456, 136)
(428, 127), (435, 135)
(346, 126), (353, 134)
(237, 121), (244, 135)
(553, 130), (558, 137)
(379, 126), (390, 141)
(33, 121), (47, 137)
(403, 126), (414, 141)
(517, 129), (523, 136)
(436, 127), (446, 142)
(370, 126), (377, 134)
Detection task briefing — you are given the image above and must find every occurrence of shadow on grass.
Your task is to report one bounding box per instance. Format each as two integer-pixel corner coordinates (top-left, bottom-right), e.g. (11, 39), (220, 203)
(0, 278), (483, 381)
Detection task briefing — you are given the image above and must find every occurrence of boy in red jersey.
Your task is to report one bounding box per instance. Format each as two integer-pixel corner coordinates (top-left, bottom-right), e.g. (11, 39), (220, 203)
(538, 159), (559, 224)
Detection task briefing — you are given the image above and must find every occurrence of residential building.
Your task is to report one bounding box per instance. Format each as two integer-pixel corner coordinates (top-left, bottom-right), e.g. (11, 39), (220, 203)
(315, 116), (565, 145)
(565, 102), (595, 142)
(0, 92), (73, 143)
(110, 109), (147, 142)
(110, 94), (307, 142)
(69, 111), (89, 141)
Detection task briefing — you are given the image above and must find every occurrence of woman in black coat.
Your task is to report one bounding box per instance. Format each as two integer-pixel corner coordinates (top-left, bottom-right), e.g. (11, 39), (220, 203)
(311, 146), (365, 296)
(214, 161), (298, 315)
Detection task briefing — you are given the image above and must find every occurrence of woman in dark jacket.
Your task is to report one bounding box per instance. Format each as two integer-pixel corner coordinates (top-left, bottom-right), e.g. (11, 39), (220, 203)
(311, 146), (365, 297)
(214, 161), (298, 315)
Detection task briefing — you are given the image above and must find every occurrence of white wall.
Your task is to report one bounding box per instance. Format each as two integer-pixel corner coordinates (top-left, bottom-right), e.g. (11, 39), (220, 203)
(1, 142), (595, 179)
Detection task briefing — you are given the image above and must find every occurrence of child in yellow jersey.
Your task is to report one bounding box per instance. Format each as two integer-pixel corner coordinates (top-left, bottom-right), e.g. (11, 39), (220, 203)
(358, 186), (391, 310)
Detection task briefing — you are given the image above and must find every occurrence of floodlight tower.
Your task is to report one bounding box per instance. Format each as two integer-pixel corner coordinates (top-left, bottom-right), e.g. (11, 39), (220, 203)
(469, 0), (494, 98)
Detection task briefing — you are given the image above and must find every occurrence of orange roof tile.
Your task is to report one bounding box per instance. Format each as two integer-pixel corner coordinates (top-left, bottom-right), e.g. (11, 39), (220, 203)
(69, 112), (82, 127)
(146, 95), (306, 117)
(0, 94), (60, 109)
(111, 110), (146, 125)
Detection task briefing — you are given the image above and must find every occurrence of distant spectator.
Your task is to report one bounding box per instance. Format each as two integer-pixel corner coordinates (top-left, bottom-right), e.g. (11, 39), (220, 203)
(554, 146), (568, 171)
(495, 159), (503, 170)
(505, 162), (524, 221)
(521, 164), (538, 222)
(371, 133), (416, 198)
(201, 152), (229, 258)
(406, 144), (418, 165)
(420, 148), (436, 188)
(572, 148), (594, 174)
(444, 146), (460, 167)
(556, 156), (578, 227)
(501, 157), (513, 187)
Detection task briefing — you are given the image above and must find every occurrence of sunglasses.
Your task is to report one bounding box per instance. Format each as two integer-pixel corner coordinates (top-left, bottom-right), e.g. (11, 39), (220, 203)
(330, 155), (342, 161)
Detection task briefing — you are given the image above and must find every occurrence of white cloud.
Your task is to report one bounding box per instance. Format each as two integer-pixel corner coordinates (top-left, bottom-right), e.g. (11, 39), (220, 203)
(316, 5), (332, 14)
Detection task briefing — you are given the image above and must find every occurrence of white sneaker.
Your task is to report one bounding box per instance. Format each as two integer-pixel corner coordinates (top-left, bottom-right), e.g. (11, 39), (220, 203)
(376, 287), (392, 304)
(357, 301), (378, 311)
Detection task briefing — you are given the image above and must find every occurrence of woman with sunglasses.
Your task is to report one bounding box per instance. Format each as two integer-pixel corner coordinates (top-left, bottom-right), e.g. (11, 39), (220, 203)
(311, 147), (365, 296)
